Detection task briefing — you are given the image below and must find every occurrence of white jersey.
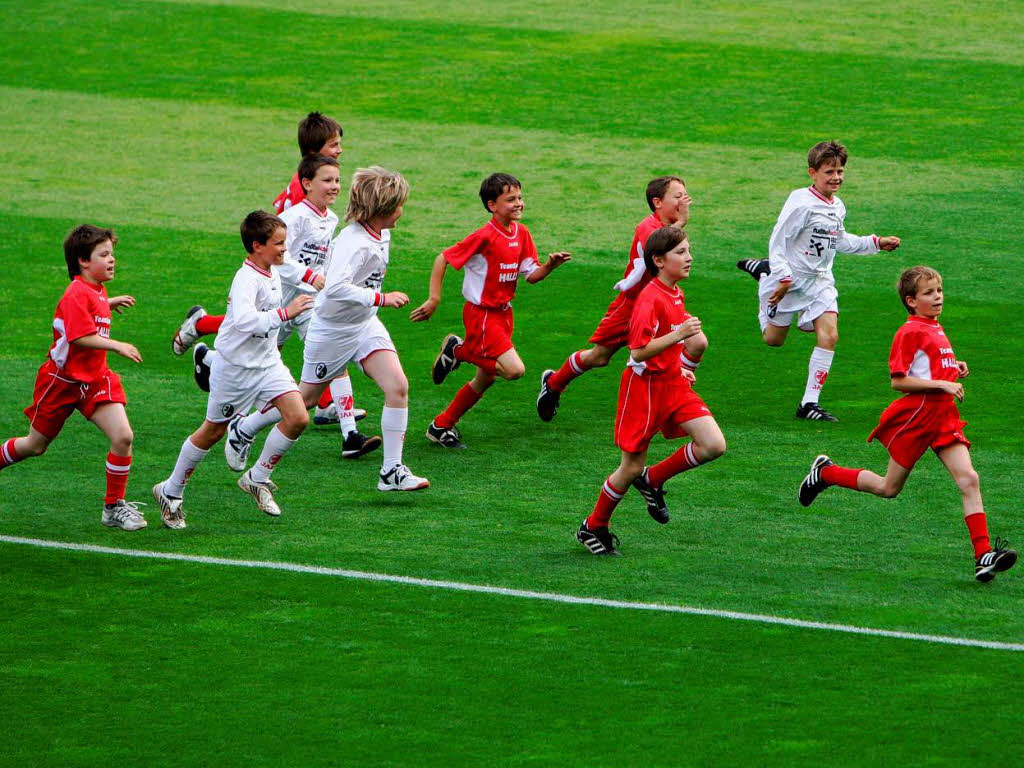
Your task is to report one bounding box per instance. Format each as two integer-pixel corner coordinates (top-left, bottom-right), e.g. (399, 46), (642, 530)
(307, 222), (389, 342)
(213, 259), (289, 368)
(277, 199), (338, 305)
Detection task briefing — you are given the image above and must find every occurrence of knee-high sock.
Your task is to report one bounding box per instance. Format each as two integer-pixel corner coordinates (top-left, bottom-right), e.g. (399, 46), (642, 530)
(248, 426), (297, 484)
(802, 346), (834, 405)
(820, 464), (862, 489)
(195, 314), (224, 336)
(435, 384), (483, 429)
(454, 345), (497, 375)
(331, 377), (357, 437)
(647, 442), (702, 488)
(547, 350), (589, 392)
(965, 512), (990, 559)
(380, 406), (407, 472)
(587, 477), (626, 529)
(1, 438), (24, 470)
(239, 405), (282, 438)
(316, 388), (333, 409)
(164, 438), (209, 498)
(104, 452), (132, 504)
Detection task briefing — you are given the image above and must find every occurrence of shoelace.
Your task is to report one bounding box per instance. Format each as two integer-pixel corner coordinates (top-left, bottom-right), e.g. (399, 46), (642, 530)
(993, 536), (1011, 553)
(112, 500), (147, 519)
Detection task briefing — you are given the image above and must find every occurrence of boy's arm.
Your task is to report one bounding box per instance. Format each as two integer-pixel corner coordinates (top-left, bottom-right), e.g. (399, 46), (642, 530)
(410, 253), (449, 322)
(767, 197), (807, 283)
(231, 274), (310, 334)
(321, 245), (400, 308)
(526, 252), (571, 284)
(891, 374), (963, 401)
(630, 317), (702, 362)
(838, 230), (899, 253)
(72, 334), (142, 363)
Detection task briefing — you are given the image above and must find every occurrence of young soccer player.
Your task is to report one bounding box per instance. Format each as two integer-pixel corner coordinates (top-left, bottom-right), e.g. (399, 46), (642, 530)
(577, 227), (726, 556)
(410, 173), (571, 448)
(152, 212), (315, 528)
(224, 167), (429, 492)
(536, 176), (703, 422)
(736, 141), (901, 422)
(798, 266), (1016, 582)
(273, 111), (344, 214)
(1, 225), (145, 530)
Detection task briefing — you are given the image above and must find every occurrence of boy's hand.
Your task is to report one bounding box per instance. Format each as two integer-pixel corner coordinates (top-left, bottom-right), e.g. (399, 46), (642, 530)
(878, 236), (901, 251)
(674, 316), (702, 341)
(681, 367), (697, 383)
(114, 341), (143, 363)
(546, 252), (572, 269)
(956, 360), (970, 378)
(382, 291), (410, 309)
(768, 281), (791, 306)
(310, 273), (325, 291)
(410, 297), (439, 322)
(939, 380), (964, 402)
(109, 295), (136, 314)
(285, 294), (315, 318)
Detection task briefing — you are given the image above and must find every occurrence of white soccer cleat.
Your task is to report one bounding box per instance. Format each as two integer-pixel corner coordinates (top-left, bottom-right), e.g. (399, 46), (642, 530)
(224, 414), (254, 472)
(238, 471), (281, 516)
(152, 482), (186, 530)
(101, 499), (148, 531)
(377, 464), (430, 492)
(172, 305), (207, 356)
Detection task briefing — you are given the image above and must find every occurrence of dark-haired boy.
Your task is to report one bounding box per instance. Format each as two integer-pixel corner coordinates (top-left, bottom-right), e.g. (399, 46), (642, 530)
(536, 176), (703, 422)
(1, 225), (145, 530)
(736, 141), (901, 422)
(410, 173), (570, 447)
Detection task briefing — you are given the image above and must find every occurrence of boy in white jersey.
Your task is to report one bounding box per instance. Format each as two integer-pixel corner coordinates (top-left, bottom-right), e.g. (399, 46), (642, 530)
(227, 167), (429, 492)
(152, 212), (314, 528)
(736, 141), (901, 421)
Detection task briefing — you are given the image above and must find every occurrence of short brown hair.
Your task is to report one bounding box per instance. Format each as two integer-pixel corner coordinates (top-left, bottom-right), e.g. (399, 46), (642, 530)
(646, 176), (685, 212)
(298, 112), (343, 157)
(808, 141), (848, 170)
(240, 210), (285, 254)
(897, 265), (942, 314)
(298, 153), (340, 190)
(345, 166), (409, 223)
(643, 226), (687, 276)
(64, 224), (117, 279)
(479, 173), (521, 212)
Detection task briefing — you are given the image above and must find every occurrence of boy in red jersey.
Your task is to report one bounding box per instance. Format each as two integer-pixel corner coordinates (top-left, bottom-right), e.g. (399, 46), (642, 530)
(577, 227), (726, 555)
(537, 176), (705, 422)
(410, 173), (571, 448)
(1, 225), (146, 530)
(798, 266), (1016, 582)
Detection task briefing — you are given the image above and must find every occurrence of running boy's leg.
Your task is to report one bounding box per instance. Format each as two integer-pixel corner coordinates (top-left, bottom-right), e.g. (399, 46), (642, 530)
(0, 428), (52, 468)
(578, 449), (645, 555)
(90, 402), (146, 530)
(362, 350), (428, 491)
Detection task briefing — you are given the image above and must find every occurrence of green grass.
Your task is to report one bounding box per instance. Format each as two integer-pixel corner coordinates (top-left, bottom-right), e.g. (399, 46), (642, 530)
(1, 0), (1022, 764)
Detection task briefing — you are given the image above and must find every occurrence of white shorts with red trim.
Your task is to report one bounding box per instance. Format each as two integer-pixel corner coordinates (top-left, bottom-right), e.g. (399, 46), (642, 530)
(205, 356), (298, 423)
(300, 315), (396, 383)
(758, 273), (838, 333)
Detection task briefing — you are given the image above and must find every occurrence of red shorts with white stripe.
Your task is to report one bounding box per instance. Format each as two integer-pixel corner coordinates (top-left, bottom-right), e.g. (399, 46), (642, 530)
(867, 394), (969, 469)
(462, 302), (515, 360)
(614, 368), (712, 453)
(24, 359), (127, 439)
(588, 294), (633, 349)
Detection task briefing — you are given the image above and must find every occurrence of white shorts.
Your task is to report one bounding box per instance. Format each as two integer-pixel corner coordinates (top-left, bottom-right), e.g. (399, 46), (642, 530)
(276, 311), (311, 346)
(301, 316), (396, 383)
(205, 356), (298, 423)
(758, 274), (838, 332)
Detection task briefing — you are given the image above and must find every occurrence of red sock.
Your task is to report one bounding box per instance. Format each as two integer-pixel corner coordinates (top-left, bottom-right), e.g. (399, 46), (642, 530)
(820, 465), (862, 489)
(454, 345), (497, 375)
(647, 442), (701, 488)
(317, 387), (333, 409)
(435, 384), (483, 429)
(965, 512), (990, 558)
(1, 438), (23, 470)
(104, 452), (132, 505)
(195, 314), (224, 336)
(587, 477), (625, 529)
(548, 351), (589, 392)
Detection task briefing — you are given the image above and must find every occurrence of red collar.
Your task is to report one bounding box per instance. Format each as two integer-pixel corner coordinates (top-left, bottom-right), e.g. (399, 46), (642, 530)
(244, 259), (272, 277)
(907, 315), (940, 326)
(807, 186), (835, 204)
(301, 199), (328, 218)
(359, 222), (382, 241)
(650, 277), (680, 297)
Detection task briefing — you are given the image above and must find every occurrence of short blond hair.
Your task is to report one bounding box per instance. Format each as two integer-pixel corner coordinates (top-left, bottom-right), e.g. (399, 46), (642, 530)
(897, 265), (942, 313)
(345, 166), (409, 223)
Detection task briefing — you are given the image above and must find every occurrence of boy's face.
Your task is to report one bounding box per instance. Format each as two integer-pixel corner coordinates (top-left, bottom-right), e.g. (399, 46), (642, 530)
(79, 239), (115, 284)
(303, 165), (341, 208)
(655, 239), (692, 283)
(251, 226), (288, 267)
(808, 159), (845, 199)
(319, 132), (343, 159)
(654, 181), (692, 226)
(908, 277), (943, 319)
(487, 186), (524, 225)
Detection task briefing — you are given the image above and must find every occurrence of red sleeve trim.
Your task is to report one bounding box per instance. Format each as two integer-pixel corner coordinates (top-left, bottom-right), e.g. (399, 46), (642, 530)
(278, 308), (289, 321)
(302, 269), (316, 284)
(374, 293), (385, 307)
(779, 277), (793, 284)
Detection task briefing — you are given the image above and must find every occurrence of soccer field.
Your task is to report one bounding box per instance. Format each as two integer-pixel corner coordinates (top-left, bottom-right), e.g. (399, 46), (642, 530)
(1, 1), (1022, 764)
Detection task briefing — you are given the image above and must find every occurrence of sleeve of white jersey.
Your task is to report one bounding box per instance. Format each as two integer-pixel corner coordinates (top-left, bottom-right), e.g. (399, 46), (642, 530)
(322, 241), (380, 307)
(230, 271), (285, 334)
(837, 225), (880, 255)
(277, 252), (308, 291)
(767, 194), (808, 283)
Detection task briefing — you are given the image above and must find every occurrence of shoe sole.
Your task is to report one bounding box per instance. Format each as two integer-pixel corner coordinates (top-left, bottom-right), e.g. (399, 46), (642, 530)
(193, 344), (211, 392)
(342, 435), (383, 459)
(977, 550), (1018, 581)
(536, 369), (558, 422)
(237, 476), (281, 516)
(798, 454), (831, 507)
(377, 479), (430, 492)
(152, 483), (186, 529)
(432, 334), (460, 385)
(172, 305), (206, 356)
(425, 430), (466, 449)
(102, 517), (147, 531)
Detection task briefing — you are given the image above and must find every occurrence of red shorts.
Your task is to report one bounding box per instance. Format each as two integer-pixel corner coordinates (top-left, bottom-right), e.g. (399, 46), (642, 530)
(588, 294), (633, 349)
(24, 359), (127, 439)
(462, 302), (515, 360)
(614, 368), (712, 453)
(867, 395), (969, 469)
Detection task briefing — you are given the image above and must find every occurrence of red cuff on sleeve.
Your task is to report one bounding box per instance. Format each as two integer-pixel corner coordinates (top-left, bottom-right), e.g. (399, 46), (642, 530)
(278, 308), (289, 321)
(302, 269), (316, 284)
(374, 293), (385, 307)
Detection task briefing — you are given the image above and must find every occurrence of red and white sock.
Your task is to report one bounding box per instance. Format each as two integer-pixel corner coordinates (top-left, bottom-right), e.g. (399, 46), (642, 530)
(802, 346), (834, 405)
(104, 452), (132, 505)
(587, 477), (626, 529)
(164, 438), (209, 498)
(547, 351), (588, 392)
(965, 512), (991, 559)
(820, 464), (863, 489)
(1, 438), (24, 470)
(454, 345), (497, 375)
(435, 384), (483, 430)
(330, 377), (357, 437)
(647, 442), (702, 488)
(248, 426), (296, 484)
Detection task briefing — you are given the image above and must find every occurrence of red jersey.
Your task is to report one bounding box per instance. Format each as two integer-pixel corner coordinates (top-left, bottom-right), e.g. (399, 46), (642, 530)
(627, 278), (692, 375)
(618, 213), (664, 300)
(888, 315), (959, 400)
(272, 173), (305, 214)
(443, 219), (539, 309)
(48, 276), (112, 382)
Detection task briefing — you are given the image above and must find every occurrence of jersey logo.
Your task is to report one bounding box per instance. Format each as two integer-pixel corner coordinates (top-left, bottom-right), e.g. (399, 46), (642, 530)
(814, 370), (829, 387)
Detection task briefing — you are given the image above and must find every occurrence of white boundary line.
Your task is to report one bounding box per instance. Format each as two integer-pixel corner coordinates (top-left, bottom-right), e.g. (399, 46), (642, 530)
(3, 534), (1022, 652)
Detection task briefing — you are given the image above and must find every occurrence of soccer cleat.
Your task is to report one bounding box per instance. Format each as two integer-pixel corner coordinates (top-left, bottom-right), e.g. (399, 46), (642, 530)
(193, 343), (211, 392)
(975, 538), (1018, 583)
(632, 468), (669, 524)
(576, 519), (621, 556)
(377, 464), (430, 492)
(313, 403), (368, 425)
(224, 414), (255, 472)
(342, 430), (383, 459)
(536, 369), (561, 422)
(432, 333), (462, 385)
(736, 258), (770, 282)
(172, 305), (207, 355)
(798, 454), (835, 507)
(795, 402), (839, 422)
(152, 482), (186, 530)
(238, 471), (281, 516)
(101, 499), (148, 531)
(425, 421), (466, 449)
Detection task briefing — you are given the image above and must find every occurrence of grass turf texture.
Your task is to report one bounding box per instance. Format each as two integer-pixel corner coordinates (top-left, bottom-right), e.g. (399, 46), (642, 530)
(1, 0), (1022, 764)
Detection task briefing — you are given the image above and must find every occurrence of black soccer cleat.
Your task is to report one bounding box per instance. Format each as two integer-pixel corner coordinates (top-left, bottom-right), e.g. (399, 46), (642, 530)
(795, 402), (839, 422)
(798, 454), (835, 507)
(341, 430), (382, 459)
(975, 538), (1018, 583)
(536, 369), (561, 422)
(736, 258), (770, 282)
(632, 468), (669, 524)
(576, 519), (621, 556)
(432, 334), (462, 385)
(193, 343), (211, 393)
(425, 421), (466, 449)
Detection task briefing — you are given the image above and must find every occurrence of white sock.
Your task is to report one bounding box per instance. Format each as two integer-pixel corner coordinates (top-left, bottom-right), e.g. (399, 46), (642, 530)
(802, 346), (835, 405)
(331, 377), (357, 438)
(164, 437), (209, 497)
(248, 426), (297, 484)
(240, 406), (281, 438)
(380, 406), (407, 472)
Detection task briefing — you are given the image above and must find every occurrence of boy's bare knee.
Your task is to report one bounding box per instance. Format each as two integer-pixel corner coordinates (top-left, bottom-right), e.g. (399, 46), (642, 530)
(112, 429), (134, 455)
(703, 437), (726, 461)
(956, 468), (980, 495)
(502, 364), (525, 381)
(764, 335), (785, 348)
(389, 376), (410, 400)
(879, 483), (902, 499)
